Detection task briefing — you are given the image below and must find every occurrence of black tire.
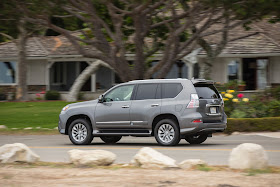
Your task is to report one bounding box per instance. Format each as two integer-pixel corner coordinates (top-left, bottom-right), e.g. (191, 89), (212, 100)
(100, 136), (122, 144)
(68, 119), (94, 145)
(185, 134), (208, 144)
(154, 119), (180, 146)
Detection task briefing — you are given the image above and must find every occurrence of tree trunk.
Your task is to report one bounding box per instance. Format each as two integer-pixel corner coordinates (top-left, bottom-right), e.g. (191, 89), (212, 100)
(67, 60), (112, 102)
(203, 56), (214, 80)
(16, 19), (28, 101)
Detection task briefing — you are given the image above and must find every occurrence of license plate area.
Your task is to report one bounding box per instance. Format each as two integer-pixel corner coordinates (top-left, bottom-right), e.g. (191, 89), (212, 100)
(210, 107), (217, 114)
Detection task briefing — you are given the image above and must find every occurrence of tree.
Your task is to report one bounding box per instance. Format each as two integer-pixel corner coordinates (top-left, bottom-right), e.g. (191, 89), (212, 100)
(22, 0), (280, 101)
(0, 1), (35, 101)
(24, 0), (237, 81)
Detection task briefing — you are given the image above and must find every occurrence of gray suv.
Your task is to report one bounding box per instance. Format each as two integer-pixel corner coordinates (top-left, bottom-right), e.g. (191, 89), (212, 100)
(58, 79), (227, 146)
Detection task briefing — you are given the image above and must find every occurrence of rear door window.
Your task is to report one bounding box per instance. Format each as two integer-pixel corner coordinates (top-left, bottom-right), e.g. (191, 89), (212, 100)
(194, 84), (220, 99)
(135, 84), (159, 100)
(162, 83), (183, 99)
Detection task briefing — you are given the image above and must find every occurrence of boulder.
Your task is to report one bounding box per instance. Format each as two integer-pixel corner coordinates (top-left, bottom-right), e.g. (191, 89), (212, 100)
(68, 149), (116, 166)
(229, 143), (268, 169)
(131, 147), (178, 169)
(179, 159), (207, 169)
(0, 125), (7, 129)
(0, 143), (40, 163)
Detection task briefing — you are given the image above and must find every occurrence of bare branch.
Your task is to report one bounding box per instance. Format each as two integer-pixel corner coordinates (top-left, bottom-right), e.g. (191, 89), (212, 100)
(0, 32), (15, 41)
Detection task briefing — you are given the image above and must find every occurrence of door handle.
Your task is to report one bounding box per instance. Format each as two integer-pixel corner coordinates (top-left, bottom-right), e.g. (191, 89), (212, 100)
(151, 104), (159, 107)
(122, 105), (130, 108)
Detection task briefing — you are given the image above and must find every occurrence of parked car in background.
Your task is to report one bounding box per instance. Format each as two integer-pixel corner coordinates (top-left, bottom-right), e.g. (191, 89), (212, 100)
(58, 79), (227, 146)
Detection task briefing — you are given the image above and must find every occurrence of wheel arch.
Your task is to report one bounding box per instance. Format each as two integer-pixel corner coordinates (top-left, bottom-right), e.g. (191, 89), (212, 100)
(151, 113), (180, 136)
(65, 114), (93, 135)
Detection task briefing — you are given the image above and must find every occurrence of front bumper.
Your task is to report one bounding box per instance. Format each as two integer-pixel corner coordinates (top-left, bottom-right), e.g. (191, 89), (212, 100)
(58, 113), (68, 135)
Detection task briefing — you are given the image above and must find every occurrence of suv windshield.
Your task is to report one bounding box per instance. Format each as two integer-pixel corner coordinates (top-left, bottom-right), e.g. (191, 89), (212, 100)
(194, 84), (220, 99)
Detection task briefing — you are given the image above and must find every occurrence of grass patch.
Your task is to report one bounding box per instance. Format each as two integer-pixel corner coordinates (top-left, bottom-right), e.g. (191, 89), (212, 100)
(245, 168), (275, 176)
(195, 164), (213, 172)
(0, 101), (73, 129)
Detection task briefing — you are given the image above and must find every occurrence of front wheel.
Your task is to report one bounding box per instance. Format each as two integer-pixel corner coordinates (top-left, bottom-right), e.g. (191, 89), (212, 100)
(185, 134), (208, 144)
(100, 136), (122, 144)
(154, 119), (180, 146)
(68, 119), (94, 145)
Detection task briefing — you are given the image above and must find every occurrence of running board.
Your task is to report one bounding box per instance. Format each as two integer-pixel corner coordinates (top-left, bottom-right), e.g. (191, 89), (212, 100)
(92, 130), (152, 136)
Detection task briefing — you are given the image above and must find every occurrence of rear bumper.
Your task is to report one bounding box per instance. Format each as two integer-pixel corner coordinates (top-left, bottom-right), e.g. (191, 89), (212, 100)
(180, 116), (227, 135)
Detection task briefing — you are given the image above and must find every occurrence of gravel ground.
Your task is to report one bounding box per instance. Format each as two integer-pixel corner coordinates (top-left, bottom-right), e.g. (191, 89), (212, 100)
(0, 166), (280, 187)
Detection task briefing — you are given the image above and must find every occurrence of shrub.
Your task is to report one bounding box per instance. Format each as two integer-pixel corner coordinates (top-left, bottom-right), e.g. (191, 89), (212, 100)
(45, 90), (60, 100)
(225, 117), (280, 134)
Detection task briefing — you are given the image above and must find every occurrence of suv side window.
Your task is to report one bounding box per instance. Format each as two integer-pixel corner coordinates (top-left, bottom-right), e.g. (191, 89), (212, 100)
(104, 84), (134, 102)
(135, 83), (159, 100)
(162, 83), (183, 99)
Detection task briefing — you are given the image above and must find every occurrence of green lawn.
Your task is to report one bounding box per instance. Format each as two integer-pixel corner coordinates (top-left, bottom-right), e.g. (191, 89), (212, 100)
(0, 101), (73, 129)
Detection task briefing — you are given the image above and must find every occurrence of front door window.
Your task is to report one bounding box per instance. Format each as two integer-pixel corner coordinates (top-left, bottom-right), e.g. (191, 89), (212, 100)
(104, 85), (134, 102)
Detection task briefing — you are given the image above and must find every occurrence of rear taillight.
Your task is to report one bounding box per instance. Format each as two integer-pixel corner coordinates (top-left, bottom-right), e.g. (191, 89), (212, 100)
(187, 94), (199, 108)
(192, 119), (203, 123)
(220, 94), (224, 108)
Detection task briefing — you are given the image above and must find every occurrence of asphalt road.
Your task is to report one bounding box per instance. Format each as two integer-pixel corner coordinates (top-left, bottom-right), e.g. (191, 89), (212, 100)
(1, 133), (280, 166)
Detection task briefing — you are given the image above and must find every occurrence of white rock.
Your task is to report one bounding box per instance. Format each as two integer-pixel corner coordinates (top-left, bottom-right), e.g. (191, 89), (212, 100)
(36, 127), (41, 129)
(232, 132), (241, 135)
(0, 125), (7, 129)
(131, 147), (178, 169)
(53, 127), (58, 130)
(24, 127), (32, 130)
(11, 128), (18, 130)
(179, 159), (207, 169)
(0, 143), (40, 163)
(229, 143), (268, 169)
(68, 149), (116, 166)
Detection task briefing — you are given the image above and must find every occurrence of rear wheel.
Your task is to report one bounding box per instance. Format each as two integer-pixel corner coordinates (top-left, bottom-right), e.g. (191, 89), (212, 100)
(185, 134), (208, 144)
(100, 136), (122, 144)
(154, 119), (180, 146)
(69, 119), (94, 145)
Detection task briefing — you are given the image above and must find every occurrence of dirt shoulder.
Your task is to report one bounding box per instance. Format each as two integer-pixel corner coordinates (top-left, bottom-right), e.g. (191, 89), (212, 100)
(1, 164), (280, 187)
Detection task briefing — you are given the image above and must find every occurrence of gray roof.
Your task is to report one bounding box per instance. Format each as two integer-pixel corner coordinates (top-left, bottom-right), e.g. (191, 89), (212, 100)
(198, 20), (280, 56)
(0, 34), (95, 59)
(0, 20), (280, 59)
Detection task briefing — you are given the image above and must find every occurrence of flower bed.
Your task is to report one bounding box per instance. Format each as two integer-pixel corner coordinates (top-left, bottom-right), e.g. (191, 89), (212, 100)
(217, 83), (280, 118)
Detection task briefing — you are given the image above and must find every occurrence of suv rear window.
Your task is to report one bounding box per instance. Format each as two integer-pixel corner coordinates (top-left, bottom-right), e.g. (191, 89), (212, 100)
(194, 84), (220, 99)
(162, 83), (183, 99)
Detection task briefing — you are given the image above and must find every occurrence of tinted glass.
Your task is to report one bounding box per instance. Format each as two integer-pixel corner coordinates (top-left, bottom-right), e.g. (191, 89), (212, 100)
(194, 84), (219, 99)
(135, 84), (158, 100)
(162, 83), (183, 99)
(104, 85), (134, 102)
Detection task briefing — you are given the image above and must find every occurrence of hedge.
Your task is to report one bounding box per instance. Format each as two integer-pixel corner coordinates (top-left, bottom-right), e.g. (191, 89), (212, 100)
(225, 117), (280, 134)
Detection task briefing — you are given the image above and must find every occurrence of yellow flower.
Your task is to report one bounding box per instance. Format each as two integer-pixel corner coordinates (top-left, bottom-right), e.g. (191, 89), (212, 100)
(225, 93), (233, 98)
(227, 90), (235, 93)
(242, 98), (249, 102)
(232, 98), (239, 102)
(223, 98), (229, 101)
(221, 92), (226, 94)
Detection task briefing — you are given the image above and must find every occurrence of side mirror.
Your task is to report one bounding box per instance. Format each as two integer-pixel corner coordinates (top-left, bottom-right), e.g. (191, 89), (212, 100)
(98, 95), (104, 103)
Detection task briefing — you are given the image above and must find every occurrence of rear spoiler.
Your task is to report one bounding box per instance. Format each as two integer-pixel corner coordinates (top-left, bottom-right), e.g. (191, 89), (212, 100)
(191, 78), (215, 85)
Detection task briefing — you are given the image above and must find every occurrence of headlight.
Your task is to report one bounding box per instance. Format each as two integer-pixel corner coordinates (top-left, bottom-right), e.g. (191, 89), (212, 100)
(62, 105), (69, 111)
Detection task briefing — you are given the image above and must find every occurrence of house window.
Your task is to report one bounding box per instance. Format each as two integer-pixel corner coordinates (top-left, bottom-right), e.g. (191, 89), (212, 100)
(228, 61), (239, 81)
(257, 59), (268, 90)
(52, 62), (65, 84)
(0, 61), (16, 84)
